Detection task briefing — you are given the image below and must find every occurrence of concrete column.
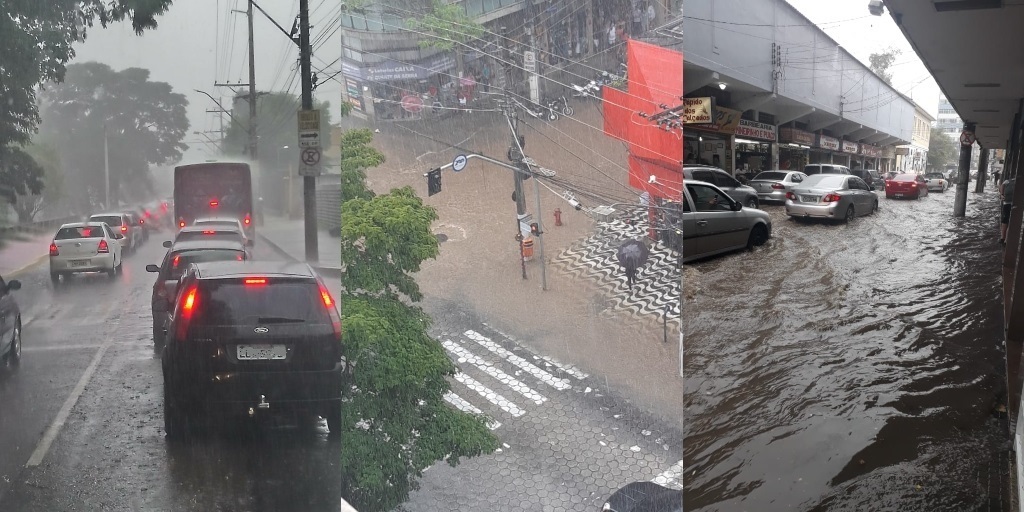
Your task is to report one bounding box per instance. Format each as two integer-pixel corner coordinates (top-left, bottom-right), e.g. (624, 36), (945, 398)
(975, 148), (990, 193)
(952, 122), (975, 217)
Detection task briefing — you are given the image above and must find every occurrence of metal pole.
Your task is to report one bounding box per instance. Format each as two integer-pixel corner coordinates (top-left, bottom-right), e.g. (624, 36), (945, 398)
(104, 124), (110, 209)
(953, 123), (975, 218)
(247, 0), (257, 161)
(299, 0), (319, 264)
(532, 173), (547, 290)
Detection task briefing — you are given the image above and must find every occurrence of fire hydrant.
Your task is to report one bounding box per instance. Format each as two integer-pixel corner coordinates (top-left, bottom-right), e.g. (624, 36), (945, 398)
(554, 208), (563, 226)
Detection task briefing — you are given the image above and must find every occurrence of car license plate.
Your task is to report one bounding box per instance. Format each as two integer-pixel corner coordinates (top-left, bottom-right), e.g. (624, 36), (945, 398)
(801, 195), (819, 202)
(70, 260), (89, 267)
(236, 344), (287, 360)
(894, 194), (904, 198)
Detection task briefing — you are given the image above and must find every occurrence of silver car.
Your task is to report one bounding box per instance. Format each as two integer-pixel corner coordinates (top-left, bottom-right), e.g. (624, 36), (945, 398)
(924, 172), (949, 192)
(683, 166), (760, 208)
(49, 222), (125, 284)
(658, 180), (773, 262)
(749, 170), (808, 203)
(785, 174), (879, 222)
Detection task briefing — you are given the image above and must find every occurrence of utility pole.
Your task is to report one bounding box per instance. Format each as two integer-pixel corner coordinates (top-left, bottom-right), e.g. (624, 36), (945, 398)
(104, 124), (110, 210)
(502, 26), (527, 280)
(247, 0), (258, 162)
(299, 0), (318, 264)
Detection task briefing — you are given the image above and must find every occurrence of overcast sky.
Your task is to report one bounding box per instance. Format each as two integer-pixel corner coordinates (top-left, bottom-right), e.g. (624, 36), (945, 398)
(786, 0), (941, 118)
(71, 0), (341, 162)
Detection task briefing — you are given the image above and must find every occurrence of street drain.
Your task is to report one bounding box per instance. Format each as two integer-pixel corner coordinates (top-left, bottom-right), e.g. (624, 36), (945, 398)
(436, 233), (449, 243)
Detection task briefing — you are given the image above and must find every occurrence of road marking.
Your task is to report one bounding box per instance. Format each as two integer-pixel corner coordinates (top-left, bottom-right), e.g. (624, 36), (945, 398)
(22, 343), (103, 352)
(443, 391), (501, 430)
(535, 355), (589, 380)
(26, 340), (111, 467)
(453, 372), (525, 417)
(443, 340), (547, 405)
(652, 459), (684, 490)
(7, 254), (47, 278)
(463, 330), (571, 390)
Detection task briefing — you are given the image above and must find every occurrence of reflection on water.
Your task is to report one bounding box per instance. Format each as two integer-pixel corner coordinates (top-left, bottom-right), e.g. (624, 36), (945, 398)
(684, 191), (1009, 511)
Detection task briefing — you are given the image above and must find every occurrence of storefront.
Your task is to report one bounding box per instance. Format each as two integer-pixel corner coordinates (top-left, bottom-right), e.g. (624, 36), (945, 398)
(841, 140), (859, 168)
(778, 127), (814, 171)
(813, 134), (841, 164)
(684, 106), (742, 172)
(859, 144), (883, 170)
(734, 119), (777, 177)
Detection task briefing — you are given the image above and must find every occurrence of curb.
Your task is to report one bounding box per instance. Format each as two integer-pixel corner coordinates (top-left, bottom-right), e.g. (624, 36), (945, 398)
(5, 254), (48, 278)
(258, 234), (342, 279)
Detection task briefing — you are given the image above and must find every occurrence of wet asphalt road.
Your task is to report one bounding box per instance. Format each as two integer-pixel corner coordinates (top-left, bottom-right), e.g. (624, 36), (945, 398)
(0, 229), (341, 511)
(684, 187), (1011, 511)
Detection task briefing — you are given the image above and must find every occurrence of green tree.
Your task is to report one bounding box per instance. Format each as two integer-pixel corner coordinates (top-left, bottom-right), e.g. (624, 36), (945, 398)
(407, 0), (485, 79)
(9, 142), (64, 223)
(0, 0), (174, 162)
(0, 148), (44, 210)
(927, 128), (959, 171)
(339, 129), (384, 202)
(36, 62), (189, 211)
(340, 180), (498, 509)
(869, 46), (901, 86)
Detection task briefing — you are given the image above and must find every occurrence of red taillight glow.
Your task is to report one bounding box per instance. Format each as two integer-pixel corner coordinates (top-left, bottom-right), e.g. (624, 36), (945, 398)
(244, 278), (267, 285)
(236, 254), (244, 261)
(98, 239), (110, 253)
(771, 183), (785, 190)
(786, 192), (796, 201)
(49, 242), (59, 256)
(176, 286), (199, 339)
(182, 288), (197, 312)
(121, 225), (128, 232)
(209, 200), (219, 207)
(172, 255), (180, 268)
(909, 182), (917, 188)
(139, 219), (145, 225)
(318, 282), (341, 336)
(822, 193), (841, 203)
(244, 214), (251, 225)
(178, 218), (186, 228)
(202, 230), (216, 234)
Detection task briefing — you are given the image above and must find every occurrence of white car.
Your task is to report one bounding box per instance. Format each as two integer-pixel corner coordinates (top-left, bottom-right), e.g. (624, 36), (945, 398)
(924, 172), (949, 192)
(192, 216), (252, 246)
(89, 212), (141, 254)
(49, 222), (124, 285)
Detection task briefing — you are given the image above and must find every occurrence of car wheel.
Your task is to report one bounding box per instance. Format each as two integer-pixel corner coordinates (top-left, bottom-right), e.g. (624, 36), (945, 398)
(872, 200), (879, 214)
(163, 379), (189, 440)
(6, 322), (21, 367)
(745, 197), (758, 209)
(746, 225), (769, 249)
(844, 205), (855, 223)
(325, 402), (341, 439)
(107, 262), (117, 278)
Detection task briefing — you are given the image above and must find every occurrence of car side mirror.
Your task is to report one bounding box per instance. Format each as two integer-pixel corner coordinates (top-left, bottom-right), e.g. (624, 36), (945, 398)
(7, 280), (21, 291)
(163, 240), (172, 248)
(146, 264), (160, 273)
(731, 201), (743, 211)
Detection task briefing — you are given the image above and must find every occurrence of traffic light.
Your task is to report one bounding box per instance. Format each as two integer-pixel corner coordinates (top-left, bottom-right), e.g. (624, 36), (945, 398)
(426, 168), (442, 196)
(530, 222), (541, 236)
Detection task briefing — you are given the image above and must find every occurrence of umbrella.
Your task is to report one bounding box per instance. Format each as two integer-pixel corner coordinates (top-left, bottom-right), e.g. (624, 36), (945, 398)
(616, 239), (650, 290)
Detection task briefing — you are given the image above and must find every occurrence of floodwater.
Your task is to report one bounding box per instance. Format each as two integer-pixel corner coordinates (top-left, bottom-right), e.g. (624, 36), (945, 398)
(683, 187), (1011, 511)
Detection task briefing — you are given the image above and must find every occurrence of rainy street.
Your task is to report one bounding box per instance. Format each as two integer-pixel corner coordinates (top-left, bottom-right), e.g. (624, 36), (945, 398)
(0, 233), (342, 511)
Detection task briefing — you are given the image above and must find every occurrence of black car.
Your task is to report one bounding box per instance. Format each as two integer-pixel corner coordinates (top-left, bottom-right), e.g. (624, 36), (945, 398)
(850, 169), (882, 191)
(161, 261), (342, 438)
(147, 239), (250, 347)
(0, 275), (23, 367)
(603, 481), (682, 512)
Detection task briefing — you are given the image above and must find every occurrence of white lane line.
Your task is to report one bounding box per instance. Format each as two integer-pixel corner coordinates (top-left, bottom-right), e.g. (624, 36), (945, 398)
(22, 344), (103, 353)
(443, 391), (501, 430)
(443, 340), (547, 405)
(453, 372), (525, 417)
(26, 340), (111, 467)
(652, 460), (684, 490)
(463, 330), (571, 391)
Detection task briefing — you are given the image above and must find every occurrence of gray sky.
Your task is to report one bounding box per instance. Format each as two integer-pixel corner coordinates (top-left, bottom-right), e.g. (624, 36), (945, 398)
(71, 0), (342, 162)
(787, 0), (941, 118)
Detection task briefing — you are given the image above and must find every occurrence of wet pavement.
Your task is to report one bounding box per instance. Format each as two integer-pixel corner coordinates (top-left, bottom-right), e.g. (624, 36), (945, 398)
(0, 222), (342, 511)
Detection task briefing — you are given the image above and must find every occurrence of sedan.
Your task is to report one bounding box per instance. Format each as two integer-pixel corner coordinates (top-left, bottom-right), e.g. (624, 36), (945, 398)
(785, 174), (878, 222)
(193, 216), (252, 246)
(49, 222), (124, 284)
(0, 275), (23, 368)
(749, 170), (808, 204)
(924, 172), (949, 192)
(886, 173), (929, 199)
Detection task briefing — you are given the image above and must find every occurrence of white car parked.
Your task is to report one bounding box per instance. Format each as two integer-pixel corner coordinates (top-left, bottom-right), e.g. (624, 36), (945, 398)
(49, 222), (124, 285)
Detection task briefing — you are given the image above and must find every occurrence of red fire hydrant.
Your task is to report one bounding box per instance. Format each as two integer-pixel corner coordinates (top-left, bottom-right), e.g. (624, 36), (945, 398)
(554, 208), (563, 226)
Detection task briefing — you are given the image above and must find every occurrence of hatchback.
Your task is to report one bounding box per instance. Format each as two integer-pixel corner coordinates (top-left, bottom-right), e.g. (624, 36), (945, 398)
(785, 174), (878, 222)
(49, 222), (124, 284)
(657, 180), (772, 262)
(0, 275), (23, 368)
(161, 261), (341, 438)
(748, 170), (808, 203)
(886, 173), (929, 199)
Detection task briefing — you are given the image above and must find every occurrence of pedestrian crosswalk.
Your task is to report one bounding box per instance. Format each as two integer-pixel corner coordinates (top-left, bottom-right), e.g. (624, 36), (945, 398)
(438, 328), (589, 430)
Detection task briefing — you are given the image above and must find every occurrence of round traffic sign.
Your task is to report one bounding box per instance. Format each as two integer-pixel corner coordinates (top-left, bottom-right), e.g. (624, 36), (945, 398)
(453, 154), (467, 172)
(401, 95), (423, 113)
(959, 130), (976, 146)
(301, 147), (321, 166)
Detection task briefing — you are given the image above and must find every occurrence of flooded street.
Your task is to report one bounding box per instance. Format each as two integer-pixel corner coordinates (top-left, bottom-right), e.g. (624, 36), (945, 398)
(684, 188), (1010, 510)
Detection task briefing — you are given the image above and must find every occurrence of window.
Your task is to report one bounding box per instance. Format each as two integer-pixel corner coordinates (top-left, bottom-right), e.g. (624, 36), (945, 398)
(714, 171), (740, 188)
(692, 170), (716, 183)
(687, 184), (733, 212)
(90, 215), (123, 228)
(196, 281), (330, 326)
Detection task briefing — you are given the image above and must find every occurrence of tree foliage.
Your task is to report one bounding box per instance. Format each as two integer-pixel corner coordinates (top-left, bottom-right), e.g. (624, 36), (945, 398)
(869, 46), (901, 86)
(927, 127), (959, 171)
(0, 148), (44, 206)
(339, 132), (499, 510)
(407, 0), (485, 52)
(36, 62), (189, 210)
(9, 142), (64, 223)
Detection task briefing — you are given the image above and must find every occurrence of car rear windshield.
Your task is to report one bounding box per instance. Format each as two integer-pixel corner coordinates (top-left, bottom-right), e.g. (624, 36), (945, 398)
(169, 250), (244, 280)
(193, 280), (331, 326)
(753, 171), (787, 181)
(802, 175), (847, 188)
(91, 215), (123, 227)
(894, 174), (917, 181)
(925, 174), (944, 179)
(55, 226), (104, 239)
(175, 231), (242, 243)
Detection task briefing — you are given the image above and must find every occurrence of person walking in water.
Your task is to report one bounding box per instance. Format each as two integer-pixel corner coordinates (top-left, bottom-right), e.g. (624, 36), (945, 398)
(1001, 175), (1016, 245)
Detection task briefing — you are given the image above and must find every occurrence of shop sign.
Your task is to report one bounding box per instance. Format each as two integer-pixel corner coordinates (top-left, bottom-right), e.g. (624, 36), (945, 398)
(895, 147), (910, 156)
(735, 119), (777, 141)
(364, 53), (456, 82)
(345, 79), (364, 112)
(682, 97), (714, 124)
(695, 106), (743, 135)
(882, 145), (896, 159)
(861, 144), (881, 158)
(779, 127), (815, 146)
(842, 140), (859, 154)
(817, 134), (840, 151)
(342, 60), (363, 80)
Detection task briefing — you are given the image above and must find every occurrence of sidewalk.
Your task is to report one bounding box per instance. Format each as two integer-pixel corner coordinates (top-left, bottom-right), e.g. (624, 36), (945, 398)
(0, 231), (53, 277)
(257, 215), (340, 276)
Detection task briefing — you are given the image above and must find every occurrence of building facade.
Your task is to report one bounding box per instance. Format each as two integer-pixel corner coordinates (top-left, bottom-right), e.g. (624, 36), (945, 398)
(895, 101), (934, 173)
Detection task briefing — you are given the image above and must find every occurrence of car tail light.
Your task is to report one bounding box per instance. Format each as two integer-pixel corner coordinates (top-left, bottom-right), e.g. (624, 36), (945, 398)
(202, 230), (216, 234)
(236, 253), (244, 261)
(786, 192), (796, 201)
(172, 255), (180, 269)
(244, 213), (251, 225)
(175, 285), (199, 339)
(121, 224), (128, 232)
(98, 239), (111, 253)
(178, 218), (186, 228)
(209, 200), (219, 208)
(823, 193), (841, 203)
(318, 281), (341, 336)
(771, 183), (785, 190)
(139, 219), (145, 225)
(244, 277), (267, 285)
(909, 182), (917, 188)
(49, 242), (59, 256)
